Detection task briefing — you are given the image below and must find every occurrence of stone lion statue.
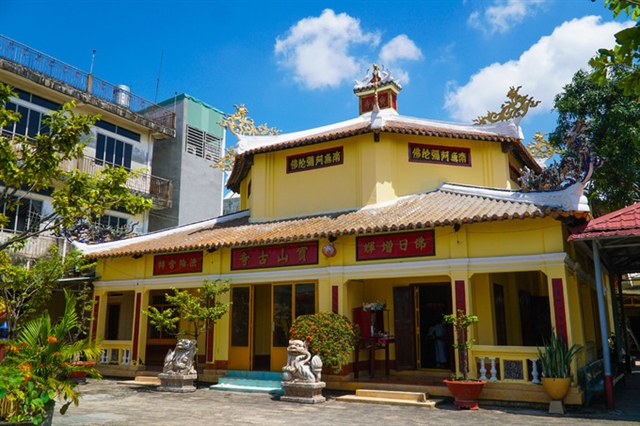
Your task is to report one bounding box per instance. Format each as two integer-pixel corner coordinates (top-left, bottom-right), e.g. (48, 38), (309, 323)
(163, 338), (197, 375)
(282, 339), (323, 383)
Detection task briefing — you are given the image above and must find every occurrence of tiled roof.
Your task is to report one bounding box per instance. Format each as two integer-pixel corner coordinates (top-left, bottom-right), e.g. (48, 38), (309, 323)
(568, 202), (640, 240)
(226, 110), (541, 192)
(79, 184), (588, 259)
(567, 203), (640, 274)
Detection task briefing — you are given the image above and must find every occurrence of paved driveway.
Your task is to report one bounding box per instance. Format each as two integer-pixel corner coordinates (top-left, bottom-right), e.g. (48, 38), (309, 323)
(53, 371), (640, 426)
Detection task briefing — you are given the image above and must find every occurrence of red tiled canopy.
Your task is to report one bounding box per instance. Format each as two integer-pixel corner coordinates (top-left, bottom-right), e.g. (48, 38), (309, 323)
(569, 203), (640, 273)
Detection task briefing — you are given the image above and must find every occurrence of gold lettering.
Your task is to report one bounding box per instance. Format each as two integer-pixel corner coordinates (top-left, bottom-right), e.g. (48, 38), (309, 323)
(277, 248), (289, 263)
(381, 240), (393, 253)
(364, 241), (376, 254)
(297, 246), (308, 262)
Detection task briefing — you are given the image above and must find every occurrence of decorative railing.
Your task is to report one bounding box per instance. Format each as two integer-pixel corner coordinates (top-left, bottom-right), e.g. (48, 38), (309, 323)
(0, 34), (175, 129)
(471, 346), (543, 384)
(99, 341), (132, 365)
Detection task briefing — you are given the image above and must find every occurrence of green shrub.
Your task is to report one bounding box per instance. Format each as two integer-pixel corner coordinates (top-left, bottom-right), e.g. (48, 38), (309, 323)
(289, 311), (359, 374)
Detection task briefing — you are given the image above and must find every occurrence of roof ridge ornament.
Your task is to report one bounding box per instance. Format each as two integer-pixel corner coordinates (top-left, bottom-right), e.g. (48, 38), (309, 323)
(518, 120), (604, 193)
(527, 131), (560, 162)
(219, 104), (281, 138)
(473, 86), (540, 125)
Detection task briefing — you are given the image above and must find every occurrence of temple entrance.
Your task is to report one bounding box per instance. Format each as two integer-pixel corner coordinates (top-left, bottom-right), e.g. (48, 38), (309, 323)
(228, 283), (315, 371)
(393, 283), (452, 370)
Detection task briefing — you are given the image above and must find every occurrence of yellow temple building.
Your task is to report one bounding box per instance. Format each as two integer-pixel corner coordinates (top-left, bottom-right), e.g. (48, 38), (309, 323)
(78, 66), (615, 405)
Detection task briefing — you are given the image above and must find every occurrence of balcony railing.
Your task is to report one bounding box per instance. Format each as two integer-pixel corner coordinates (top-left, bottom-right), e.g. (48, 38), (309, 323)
(0, 232), (65, 260)
(2, 130), (172, 208)
(59, 156), (173, 208)
(0, 34), (175, 129)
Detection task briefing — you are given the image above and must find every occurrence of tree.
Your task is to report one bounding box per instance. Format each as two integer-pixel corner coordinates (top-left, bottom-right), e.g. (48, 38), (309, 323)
(0, 83), (152, 251)
(549, 66), (640, 214)
(143, 279), (231, 375)
(0, 247), (93, 340)
(590, 0), (640, 96)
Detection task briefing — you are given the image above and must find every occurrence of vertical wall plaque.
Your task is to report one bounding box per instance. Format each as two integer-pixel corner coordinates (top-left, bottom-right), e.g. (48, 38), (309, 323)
(552, 278), (568, 345)
(455, 280), (466, 314)
(132, 293), (142, 364)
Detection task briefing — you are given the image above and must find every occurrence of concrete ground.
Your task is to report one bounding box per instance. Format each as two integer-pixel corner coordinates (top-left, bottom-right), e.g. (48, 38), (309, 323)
(53, 368), (640, 426)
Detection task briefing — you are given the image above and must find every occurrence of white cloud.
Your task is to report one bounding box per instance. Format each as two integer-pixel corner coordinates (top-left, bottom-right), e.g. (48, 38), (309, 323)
(274, 9), (380, 90)
(468, 0), (547, 34)
(377, 35), (423, 84)
(444, 16), (633, 123)
(379, 34), (423, 63)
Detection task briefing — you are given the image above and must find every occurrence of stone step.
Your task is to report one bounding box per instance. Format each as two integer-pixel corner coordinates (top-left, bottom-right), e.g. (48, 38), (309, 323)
(117, 376), (161, 386)
(356, 389), (429, 401)
(336, 389), (442, 407)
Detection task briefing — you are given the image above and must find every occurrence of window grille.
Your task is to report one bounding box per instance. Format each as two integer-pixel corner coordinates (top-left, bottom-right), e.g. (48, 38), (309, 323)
(186, 125), (221, 162)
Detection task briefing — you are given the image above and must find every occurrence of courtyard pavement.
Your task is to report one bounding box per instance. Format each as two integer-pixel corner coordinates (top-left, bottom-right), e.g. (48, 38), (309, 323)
(53, 368), (640, 426)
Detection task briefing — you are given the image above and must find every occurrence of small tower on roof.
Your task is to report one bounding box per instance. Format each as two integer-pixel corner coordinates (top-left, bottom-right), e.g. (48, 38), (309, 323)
(353, 64), (402, 115)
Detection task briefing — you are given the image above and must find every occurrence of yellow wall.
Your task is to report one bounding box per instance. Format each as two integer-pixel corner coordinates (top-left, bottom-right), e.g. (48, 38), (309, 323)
(244, 133), (514, 222)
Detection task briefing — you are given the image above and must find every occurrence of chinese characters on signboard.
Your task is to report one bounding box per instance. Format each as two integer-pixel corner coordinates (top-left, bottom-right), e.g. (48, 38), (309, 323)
(153, 251), (203, 275)
(231, 242), (319, 270)
(286, 147), (344, 173)
(356, 230), (435, 261)
(359, 91), (397, 113)
(408, 143), (471, 167)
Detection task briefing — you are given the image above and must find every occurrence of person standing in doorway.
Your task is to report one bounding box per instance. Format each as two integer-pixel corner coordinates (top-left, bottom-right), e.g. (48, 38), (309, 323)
(428, 317), (448, 369)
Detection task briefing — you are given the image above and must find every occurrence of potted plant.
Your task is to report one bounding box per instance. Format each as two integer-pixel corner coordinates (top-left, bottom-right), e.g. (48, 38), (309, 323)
(1, 290), (101, 424)
(443, 309), (486, 410)
(289, 311), (359, 375)
(537, 330), (581, 404)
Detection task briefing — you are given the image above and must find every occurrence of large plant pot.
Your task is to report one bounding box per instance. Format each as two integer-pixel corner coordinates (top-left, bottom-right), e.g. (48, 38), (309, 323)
(541, 377), (571, 400)
(443, 379), (486, 410)
(66, 361), (96, 379)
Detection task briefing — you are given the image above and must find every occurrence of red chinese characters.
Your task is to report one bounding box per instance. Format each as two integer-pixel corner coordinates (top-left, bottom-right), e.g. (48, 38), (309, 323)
(356, 231), (435, 261)
(231, 242), (319, 270)
(153, 251), (203, 275)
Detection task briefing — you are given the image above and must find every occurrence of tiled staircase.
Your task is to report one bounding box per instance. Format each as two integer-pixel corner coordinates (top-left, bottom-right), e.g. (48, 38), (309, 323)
(209, 370), (284, 395)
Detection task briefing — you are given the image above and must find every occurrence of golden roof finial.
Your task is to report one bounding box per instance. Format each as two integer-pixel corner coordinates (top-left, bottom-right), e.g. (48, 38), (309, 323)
(473, 86), (541, 125)
(218, 104), (281, 137)
(372, 64), (380, 112)
(527, 131), (560, 161)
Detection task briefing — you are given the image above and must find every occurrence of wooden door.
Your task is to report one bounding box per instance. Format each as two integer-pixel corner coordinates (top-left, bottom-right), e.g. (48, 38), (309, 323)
(393, 286), (416, 370)
(228, 286), (253, 370)
(270, 283), (315, 371)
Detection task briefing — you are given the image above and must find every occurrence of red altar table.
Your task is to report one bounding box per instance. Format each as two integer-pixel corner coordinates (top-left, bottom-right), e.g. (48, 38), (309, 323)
(354, 335), (395, 379)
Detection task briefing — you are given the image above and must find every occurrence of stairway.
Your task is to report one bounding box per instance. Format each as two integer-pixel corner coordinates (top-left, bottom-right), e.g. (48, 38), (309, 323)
(209, 370), (284, 395)
(337, 389), (442, 407)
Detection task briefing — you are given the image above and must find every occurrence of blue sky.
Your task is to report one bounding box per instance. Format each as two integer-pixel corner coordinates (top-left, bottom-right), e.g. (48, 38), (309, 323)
(0, 0), (631, 148)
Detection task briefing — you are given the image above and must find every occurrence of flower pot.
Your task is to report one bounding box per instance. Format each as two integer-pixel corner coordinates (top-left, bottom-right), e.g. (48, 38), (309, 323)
(443, 379), (486, 410)
(541, 377), (571, 400)
(66, 361), (96, 379)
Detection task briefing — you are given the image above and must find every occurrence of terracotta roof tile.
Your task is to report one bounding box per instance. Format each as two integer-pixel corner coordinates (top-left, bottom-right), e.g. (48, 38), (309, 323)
(82, 187), (587, 259)
(568, 202), (640, 241)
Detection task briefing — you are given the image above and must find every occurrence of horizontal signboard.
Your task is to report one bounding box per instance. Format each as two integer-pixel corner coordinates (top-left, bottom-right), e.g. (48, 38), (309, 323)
(231, 242), (319, 270)
(356, 230), (435, 261)
(409, 143), (471, 167)
(153, 251), (203, 275)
